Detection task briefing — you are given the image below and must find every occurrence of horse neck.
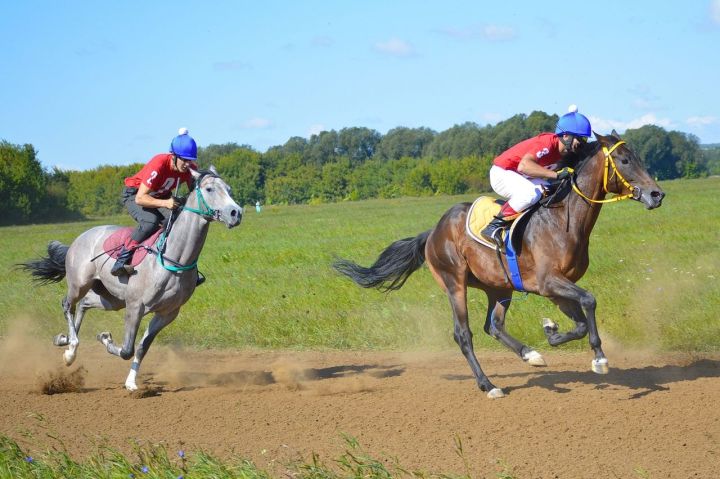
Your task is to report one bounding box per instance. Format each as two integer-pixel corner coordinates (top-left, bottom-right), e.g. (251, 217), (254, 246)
(164, 195), (210, 264)
(567, 149), (606, 236)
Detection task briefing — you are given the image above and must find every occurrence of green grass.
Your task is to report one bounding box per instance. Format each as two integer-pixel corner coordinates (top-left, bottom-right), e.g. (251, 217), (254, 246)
(0, 434), (474, 479)
(1, 178), (718, 352)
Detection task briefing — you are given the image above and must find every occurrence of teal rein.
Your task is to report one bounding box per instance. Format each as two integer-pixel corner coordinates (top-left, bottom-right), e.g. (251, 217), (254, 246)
(156, 184), (216, 272)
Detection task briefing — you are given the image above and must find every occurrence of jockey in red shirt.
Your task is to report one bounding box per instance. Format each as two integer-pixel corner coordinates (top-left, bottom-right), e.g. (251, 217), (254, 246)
(480, 105), (592, 248)
(111, 128), (198, 276)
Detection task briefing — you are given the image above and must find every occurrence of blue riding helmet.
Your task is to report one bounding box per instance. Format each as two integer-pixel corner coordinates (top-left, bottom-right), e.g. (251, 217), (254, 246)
(170, 128), (197, 160)
(555, 107), (592, 138)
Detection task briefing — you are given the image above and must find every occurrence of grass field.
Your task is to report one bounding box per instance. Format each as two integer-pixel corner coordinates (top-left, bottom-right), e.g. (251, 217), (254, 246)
(1, 177), (718, 353)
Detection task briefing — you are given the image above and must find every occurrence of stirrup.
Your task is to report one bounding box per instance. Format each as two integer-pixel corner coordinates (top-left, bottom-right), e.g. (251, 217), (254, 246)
(491, 229), (506, 252)
(111, 263), (135, 277)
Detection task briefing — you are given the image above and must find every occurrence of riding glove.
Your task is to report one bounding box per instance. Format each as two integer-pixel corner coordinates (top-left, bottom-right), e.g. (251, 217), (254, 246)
(556, 167), (575, 180)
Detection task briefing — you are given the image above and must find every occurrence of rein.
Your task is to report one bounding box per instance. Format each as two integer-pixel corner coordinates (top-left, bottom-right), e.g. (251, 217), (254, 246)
(570, 141), (639, 203)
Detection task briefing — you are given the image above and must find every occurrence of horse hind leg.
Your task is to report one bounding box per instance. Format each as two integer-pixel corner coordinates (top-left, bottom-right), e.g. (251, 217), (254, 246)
(58, 296), (81, 366)
(429, 266), (503, 398)
(483, 290), (546, 367)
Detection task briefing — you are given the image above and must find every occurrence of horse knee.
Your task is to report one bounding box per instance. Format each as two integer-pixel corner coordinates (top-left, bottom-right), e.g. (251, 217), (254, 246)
(119, 347), (135, 360)
(574, 322), (588, 338)
(580, 294), (596, 311)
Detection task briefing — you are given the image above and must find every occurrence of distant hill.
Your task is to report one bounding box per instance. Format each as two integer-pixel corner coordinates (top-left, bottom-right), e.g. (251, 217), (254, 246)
(701, 143), (720, 150)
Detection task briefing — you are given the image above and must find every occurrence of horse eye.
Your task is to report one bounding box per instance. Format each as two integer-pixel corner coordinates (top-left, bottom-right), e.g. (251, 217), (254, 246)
(621, 158), (629, 165)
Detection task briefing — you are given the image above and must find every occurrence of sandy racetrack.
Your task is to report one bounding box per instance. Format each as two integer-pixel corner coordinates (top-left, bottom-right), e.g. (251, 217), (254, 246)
(1, 334), (718, 478)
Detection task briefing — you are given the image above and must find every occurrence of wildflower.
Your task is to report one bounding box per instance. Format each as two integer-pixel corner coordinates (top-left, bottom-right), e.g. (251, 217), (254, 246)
(24, 456), (33, 463)
(178, 450), (185, 458)
(141, 465), (149, 473)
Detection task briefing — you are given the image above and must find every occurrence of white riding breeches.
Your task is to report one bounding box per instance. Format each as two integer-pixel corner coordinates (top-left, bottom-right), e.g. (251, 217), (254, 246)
(489, 165), (550, 212)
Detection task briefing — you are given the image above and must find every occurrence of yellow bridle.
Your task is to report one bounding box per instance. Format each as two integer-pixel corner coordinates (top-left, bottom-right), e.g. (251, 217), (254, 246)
(571, 140), (638, 204)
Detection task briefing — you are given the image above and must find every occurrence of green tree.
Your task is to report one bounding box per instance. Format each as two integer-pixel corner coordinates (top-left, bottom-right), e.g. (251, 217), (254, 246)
(0, 141), (46, 224)
(376, 127), (436, 160)
(211, 147), (264, 206)
(623, 125), (676, 179)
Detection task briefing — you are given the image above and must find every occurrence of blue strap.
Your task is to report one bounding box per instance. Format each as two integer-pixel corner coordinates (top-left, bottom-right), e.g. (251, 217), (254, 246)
(504, 234), (525, 292)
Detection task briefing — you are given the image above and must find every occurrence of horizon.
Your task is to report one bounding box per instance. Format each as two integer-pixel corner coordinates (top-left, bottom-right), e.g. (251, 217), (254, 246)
(2, 1), (719, 171)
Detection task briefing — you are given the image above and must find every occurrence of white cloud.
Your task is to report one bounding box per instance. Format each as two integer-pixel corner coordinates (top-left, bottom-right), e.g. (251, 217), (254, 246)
(242, 118), (272, 129)
(481, 25), (516, 41)
(308, 124), (325, 137)
(589, 113), (672, 133)
(435, 24), (516, 41)
(687, 115), (717, 126)
(711, 0), (720, 25)
(374, 38), (415, 57)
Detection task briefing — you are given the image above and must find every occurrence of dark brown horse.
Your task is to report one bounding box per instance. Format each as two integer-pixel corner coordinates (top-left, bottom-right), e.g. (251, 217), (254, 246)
(333, 131), (665, 398)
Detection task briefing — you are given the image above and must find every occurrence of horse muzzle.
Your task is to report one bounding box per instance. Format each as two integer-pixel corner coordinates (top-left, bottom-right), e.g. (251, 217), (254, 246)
(219, 205), (243, 228)
(636, 187), (665, 210)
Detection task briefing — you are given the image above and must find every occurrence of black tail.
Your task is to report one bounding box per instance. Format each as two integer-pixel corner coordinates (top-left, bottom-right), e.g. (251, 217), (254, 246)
(333, 230), (431, 292)
(18, 240), (69, 285)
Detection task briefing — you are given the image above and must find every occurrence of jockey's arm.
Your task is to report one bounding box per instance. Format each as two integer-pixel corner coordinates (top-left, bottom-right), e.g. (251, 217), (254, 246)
(517, 153), (560, 179)
(135, 183), (176, 209)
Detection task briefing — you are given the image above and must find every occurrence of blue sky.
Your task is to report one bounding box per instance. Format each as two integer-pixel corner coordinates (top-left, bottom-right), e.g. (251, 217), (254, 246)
(2, 1), (719, 171)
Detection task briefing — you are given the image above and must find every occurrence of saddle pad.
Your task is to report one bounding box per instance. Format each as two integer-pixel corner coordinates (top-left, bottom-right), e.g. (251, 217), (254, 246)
(102, 227), (162, 267)
(466, 196), (503, 246)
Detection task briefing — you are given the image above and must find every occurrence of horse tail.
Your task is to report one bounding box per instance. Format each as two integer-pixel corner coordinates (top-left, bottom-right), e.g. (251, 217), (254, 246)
(19, 240), (69, 285)
(333, 230), (431, 292)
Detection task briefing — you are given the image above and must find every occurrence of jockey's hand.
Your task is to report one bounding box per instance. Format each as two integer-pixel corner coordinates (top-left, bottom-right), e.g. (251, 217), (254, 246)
(556, 167), (575, 180)
(172, 195), (187, 208)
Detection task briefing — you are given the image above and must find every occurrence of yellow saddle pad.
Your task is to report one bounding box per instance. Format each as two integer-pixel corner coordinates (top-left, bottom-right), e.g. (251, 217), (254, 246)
(466, 196), (503, 244)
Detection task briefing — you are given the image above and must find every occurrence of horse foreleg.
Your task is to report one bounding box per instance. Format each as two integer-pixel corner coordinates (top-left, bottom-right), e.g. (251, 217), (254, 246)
(543, 279), (608, 374)
(125, 310), (179, 391)
(483, 290), (546, 367)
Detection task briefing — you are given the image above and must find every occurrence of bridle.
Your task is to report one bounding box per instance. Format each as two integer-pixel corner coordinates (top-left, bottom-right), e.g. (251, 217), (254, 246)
(571, 140), (641, 204)
(156, 172), (223, 272)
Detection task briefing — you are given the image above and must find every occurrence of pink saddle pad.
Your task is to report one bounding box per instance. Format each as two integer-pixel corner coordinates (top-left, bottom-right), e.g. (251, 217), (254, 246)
(103, 227), (163, 267)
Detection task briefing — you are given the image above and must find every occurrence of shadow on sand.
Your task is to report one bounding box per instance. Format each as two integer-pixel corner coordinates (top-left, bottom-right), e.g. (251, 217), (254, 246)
(444, 358), (720, 399)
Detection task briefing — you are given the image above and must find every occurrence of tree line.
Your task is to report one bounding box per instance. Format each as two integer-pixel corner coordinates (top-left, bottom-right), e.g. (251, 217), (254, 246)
(2, 110), (717, 225)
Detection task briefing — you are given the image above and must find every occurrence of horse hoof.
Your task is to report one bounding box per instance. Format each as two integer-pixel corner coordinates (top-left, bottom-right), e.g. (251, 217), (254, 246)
(592, 358), (609, 374)
(542, 318), (558, 332)
(125, 382), (138, 392)
(63, 350), (76, 366)
(97, 332), (112, 345)
(53, 334), (69, 347)
(486, 388), (505, 399)
(523, 350), (547, 367)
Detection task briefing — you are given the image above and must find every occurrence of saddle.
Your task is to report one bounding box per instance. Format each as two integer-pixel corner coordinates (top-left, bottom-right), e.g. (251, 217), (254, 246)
(102, 228), (163, 267)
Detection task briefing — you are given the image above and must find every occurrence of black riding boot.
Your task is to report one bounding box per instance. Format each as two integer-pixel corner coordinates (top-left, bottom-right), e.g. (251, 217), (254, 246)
(480, 216), (511, 250)
(110, 247), (136, 276)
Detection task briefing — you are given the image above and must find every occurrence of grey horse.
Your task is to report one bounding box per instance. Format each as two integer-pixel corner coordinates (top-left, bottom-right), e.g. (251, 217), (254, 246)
(21, 167), (242, 390)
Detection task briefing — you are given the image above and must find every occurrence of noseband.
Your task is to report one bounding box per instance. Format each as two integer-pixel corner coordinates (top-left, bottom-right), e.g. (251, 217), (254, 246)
(571, 141), (641, 204)
(182, 173), (222, 221)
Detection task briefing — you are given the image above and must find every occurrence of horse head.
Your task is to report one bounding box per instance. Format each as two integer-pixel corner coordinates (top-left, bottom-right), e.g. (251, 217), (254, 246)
(593, 130), (665, 210)
(188, 166), (243, 228)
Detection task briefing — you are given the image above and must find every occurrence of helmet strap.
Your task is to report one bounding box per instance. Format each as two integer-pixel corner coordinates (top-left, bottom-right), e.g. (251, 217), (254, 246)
(560, 134), (575, 151)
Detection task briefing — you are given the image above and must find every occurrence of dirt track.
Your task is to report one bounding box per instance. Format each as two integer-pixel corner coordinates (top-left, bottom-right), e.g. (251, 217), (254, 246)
(1, 336), (718, 478)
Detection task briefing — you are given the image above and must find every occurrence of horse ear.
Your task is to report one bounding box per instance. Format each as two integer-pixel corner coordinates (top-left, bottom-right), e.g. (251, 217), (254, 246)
(189, 168), (201, 180)
(593, 131), (605, 142)
(209, 165), (218, 176)
(611, 129), (621, 139)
